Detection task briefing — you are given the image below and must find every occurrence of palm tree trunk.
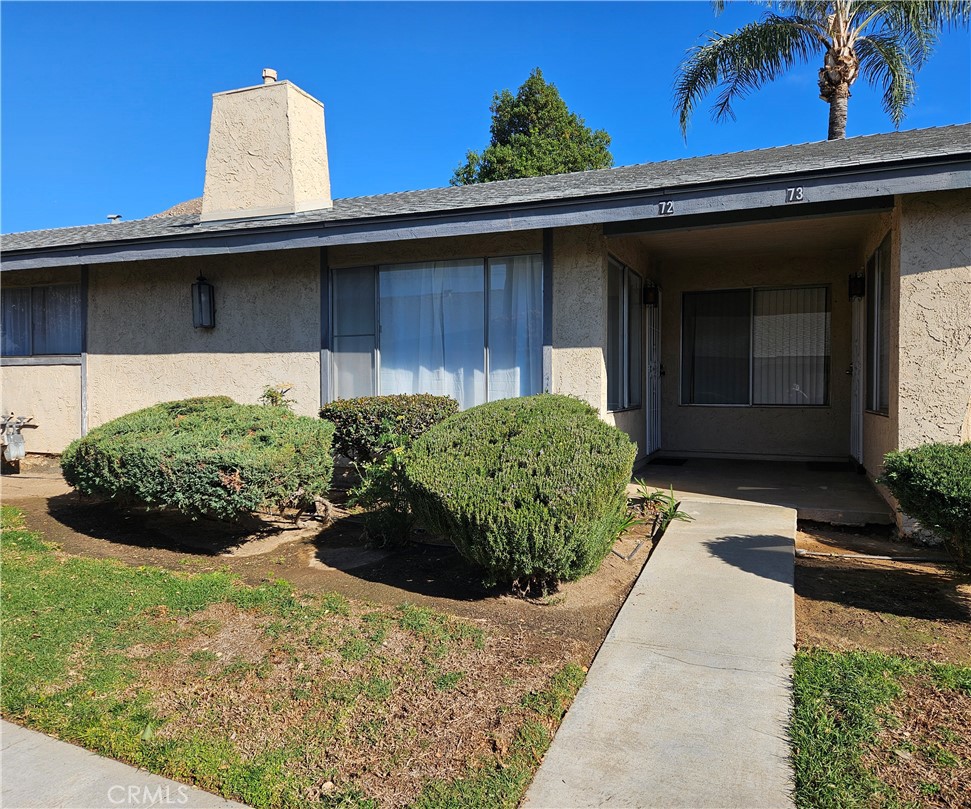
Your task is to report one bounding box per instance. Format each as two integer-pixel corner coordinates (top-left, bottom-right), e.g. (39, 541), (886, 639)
(827, 87), (850, 140)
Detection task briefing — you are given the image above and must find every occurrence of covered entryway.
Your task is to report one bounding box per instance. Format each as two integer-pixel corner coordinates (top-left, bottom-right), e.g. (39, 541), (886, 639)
(607, 203), (893, 475)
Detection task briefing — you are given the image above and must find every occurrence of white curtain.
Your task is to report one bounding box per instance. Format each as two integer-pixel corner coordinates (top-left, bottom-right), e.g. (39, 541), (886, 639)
(487, 255), (542, 401)
(379, 260), (486, 409)
(753, 287), (830, 405)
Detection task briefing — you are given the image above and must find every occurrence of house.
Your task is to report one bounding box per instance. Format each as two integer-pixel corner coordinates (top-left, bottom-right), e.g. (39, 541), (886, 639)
(2, 71), (969, 519)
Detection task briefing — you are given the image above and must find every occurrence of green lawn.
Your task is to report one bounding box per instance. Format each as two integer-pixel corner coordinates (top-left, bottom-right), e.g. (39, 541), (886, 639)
(792, 649), (970, 808)
(0, 505), (583, 808)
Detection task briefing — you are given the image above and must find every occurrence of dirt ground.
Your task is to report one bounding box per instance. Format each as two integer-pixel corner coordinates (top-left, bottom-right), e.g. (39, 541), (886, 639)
(1, 460), (655, 665)
(795, 522), (971, 665)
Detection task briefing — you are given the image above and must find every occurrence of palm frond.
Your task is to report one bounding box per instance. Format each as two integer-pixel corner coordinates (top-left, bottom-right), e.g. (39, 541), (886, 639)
(855, 32), (917, 125)
(851, 1), (971, 67)
(674, 15), (822, 137)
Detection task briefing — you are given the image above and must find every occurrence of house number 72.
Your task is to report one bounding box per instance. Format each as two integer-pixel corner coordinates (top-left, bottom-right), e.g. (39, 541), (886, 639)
(785, 187), (805, 203)
(658, 200), (674, 215)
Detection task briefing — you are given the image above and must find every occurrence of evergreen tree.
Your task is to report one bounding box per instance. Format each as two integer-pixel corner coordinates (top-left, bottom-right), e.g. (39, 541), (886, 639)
(451, 68), (613, 185)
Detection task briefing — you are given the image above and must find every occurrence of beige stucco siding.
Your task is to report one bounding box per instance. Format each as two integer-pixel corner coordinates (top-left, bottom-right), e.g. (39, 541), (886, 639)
(550, 225), (607, 412)
(896, 190), (971, 450)
(655, 253), (855, 460)
(0, 364), (81, 453)
(86, 249), (321, 427)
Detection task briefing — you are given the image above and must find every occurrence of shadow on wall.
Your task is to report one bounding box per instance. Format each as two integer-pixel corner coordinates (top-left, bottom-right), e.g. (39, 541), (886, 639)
(702, 534), (795, 586)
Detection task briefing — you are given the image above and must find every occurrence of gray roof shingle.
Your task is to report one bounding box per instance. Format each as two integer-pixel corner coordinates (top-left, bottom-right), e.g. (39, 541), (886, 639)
(3, 124), (969, 254)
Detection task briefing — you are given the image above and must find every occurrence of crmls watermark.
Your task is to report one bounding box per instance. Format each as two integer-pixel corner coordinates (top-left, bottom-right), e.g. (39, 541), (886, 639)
(107, 784), (191, 805)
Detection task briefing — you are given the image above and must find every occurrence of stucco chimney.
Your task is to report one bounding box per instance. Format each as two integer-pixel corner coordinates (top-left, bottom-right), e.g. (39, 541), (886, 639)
(200, 70), (332, 222)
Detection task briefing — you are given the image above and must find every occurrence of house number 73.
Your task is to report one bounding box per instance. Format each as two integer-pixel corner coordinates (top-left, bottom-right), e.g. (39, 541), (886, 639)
(785, 186), (805, 203)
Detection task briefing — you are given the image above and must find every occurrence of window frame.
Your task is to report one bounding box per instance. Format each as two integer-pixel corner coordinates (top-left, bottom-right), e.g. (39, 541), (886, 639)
(679, 284), (832, 408)
(0, 282), (83, 363)
(329, 253), (544, 406)
(606, 257), (644, 413)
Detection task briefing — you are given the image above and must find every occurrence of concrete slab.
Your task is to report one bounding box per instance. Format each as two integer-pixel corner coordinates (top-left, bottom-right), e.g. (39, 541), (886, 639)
(1, 721), (247, 809)
(524, 500), (795, 809)
(632, 458), (892, 525)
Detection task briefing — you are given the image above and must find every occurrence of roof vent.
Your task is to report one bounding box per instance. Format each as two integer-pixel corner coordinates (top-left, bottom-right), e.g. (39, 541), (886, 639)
(262, 68), (277, 85)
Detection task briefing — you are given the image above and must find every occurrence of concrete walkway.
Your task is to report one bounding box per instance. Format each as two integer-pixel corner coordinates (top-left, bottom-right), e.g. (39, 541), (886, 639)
(524, 499), (796, 809)
(1, 721), (247, 809)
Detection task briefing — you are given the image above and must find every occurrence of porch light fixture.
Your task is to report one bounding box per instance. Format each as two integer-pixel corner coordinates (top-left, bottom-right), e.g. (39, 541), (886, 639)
(848, 273), (866, 300)
(643, 285), (660, 307)
(192, 275), (215, 328)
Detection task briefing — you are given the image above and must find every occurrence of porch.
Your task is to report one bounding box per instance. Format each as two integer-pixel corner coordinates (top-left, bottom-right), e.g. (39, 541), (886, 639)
(633, 457), (894, 525)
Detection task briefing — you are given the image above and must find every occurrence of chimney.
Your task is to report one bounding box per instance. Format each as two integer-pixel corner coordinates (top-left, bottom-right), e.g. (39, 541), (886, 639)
(200, 69), (332, 222)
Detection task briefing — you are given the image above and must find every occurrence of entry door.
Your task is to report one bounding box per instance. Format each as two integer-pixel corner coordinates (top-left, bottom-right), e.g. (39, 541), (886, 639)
(645, 291), (662, 455)
(850, 295), (864, 463)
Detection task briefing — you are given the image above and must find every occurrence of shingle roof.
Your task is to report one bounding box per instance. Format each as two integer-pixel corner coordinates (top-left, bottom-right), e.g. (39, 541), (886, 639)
(3, 124), (969, 254)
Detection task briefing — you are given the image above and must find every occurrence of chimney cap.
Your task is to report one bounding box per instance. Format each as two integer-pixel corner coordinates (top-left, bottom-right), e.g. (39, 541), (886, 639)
(262, 68), (278, 84)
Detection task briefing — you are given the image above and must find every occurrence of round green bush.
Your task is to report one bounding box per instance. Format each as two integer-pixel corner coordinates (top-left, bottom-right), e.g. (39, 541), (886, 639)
(61, 397), (334, 521)
(880, 442), (971, 568)
(404, 394), (637, 593)
(320, 394), (459, 462)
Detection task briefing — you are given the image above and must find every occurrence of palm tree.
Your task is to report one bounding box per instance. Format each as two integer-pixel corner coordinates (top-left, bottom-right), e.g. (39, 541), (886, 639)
(675, 1), (970, 140)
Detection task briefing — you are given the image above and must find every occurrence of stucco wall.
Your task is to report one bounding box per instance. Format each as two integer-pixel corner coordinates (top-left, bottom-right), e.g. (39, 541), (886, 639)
(896, 189), (971, 449)
(86, 249), (321, 427)
(655, 252), (855, 460)
(550, 225), (607, 413)
(0, 364), (81, 454)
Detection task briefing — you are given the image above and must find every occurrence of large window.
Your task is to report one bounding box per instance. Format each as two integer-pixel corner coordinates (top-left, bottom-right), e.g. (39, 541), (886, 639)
(866, 236), (891, 414)
(332, 255), (542, 408)
(1, 284), (82, 356)
(607, 259), (643, 411)
(681, 286), (830, 406)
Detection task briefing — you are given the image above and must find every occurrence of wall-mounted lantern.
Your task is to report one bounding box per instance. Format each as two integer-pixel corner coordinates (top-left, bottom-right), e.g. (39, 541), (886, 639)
(643, 285), (660, 307)
(848, 273), (866, 300)
(192, 276), (215, 328)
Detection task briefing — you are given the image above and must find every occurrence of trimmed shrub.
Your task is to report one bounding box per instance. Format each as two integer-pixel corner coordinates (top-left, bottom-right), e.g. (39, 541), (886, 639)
(404, 394), (637, 594)
(61, 397), (334, 521)
(879, 442), (971, 568)
(320, 394), (458, 462)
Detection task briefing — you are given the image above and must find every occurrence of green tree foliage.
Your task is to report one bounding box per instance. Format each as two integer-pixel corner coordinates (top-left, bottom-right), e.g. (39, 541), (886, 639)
(451, 68), (613, 185)
(675, 1), (970, 140)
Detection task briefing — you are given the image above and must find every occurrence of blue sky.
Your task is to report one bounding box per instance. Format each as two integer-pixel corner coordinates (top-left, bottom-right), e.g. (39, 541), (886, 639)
(2, 1), (969, 233)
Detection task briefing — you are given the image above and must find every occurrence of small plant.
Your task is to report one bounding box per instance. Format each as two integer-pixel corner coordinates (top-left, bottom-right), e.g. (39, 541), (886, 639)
(348, 422), (414, 546)
(631, 481), (694, 535)
(259, 384), (296, 410)
(879, 442), (971, 568)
